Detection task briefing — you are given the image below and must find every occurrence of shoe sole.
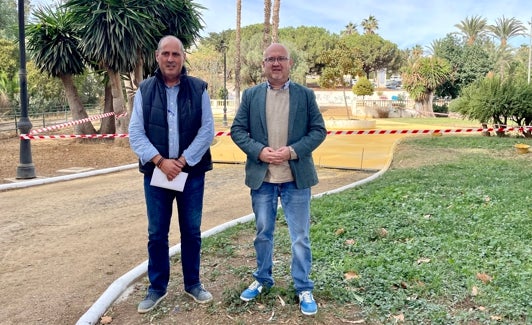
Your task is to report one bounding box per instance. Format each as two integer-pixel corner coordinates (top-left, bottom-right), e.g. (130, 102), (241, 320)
(301, 308), (317, 316)
(185, 291), (213, 304)
(239, 294), (256, 302)
(137, 292), (168, 314)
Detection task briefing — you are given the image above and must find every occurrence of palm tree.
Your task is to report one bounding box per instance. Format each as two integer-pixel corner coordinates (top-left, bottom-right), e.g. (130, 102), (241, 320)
(361, 15), (378, 34)
(488, 16), (526, 47)
(402, 56), (453, 116)
(485, 40), (514, 79)
(64, 0), (204, 137)
(64, 0), (158, 136)
(271, 0), (281, 43)
(342, 22), (358, 36)
(262, 0), (272, 50)
(26, 6), (97, 135)
(235, 0), (242, 110)
(454, 15), (488, 45)
(427, 39), (444, 56)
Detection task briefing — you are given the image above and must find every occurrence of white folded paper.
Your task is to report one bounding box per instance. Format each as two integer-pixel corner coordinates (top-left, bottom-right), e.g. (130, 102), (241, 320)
(150, 167), (188, 192)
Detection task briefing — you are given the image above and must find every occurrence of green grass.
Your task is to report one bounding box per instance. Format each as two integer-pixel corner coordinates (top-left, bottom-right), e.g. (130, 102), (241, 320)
(386, 117), (480, 127)
(202, 135), (531, 324)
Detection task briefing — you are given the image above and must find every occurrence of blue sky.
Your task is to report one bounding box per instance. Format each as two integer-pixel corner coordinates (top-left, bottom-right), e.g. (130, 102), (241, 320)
(194, 0), (531, 49)
(34, 0), (531, 50)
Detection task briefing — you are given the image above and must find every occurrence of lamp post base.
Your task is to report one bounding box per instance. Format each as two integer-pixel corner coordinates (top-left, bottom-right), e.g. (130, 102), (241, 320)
(16, 163), (36, 179)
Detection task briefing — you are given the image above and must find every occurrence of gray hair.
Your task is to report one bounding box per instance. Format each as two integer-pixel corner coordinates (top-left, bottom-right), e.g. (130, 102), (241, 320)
(157, 35), (184, 51)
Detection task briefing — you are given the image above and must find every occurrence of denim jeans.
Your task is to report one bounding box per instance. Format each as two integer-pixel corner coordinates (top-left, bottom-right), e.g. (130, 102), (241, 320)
(143, 173), (205, 295)
(251, 181), (314, 294)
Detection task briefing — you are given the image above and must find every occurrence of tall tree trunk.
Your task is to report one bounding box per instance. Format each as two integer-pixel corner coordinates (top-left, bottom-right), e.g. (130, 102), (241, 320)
(99, 81), (115, 134)
(235, 0), (242, 111)
(421, 92), (435, 117)
(342, 86), (351, 119)
(272, 0), (280, 43)
(127, 51), (144, 115)
(262, 0), (272, 50)
(107, 69), (129, 145)
(59, 74), (97, 135)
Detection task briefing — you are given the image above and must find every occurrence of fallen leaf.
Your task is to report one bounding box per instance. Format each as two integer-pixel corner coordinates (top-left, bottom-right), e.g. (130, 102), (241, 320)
(423, 214), (432, 219)
(345, 239), (356, 245)
(476, 273), (493, 284)
(267, 310), (275, 321)
(490, 315), (502, 321)
(339, 319), (365, 324)
(378, 228), (388, 237)
(277, 295), (285, 307)
(344, 271), (360, 280)
(335, 228), (345, 235)
(477, 306), (486, 311)
(392, 313), (405, 322)
(100, 316), (112, 324)
(417, 257), (431, 264)
(471, 286), (478, 296)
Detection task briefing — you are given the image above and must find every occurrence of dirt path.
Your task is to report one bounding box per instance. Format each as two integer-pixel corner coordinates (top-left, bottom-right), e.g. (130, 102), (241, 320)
(0, 163), (372, 325)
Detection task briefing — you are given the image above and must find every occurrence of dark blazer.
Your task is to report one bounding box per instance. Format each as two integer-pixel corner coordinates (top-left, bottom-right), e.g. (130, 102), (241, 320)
(230, 81), (327, 190)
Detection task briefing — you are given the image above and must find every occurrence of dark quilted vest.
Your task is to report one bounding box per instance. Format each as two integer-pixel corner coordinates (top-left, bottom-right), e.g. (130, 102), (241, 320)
(137, 68), (213, 176)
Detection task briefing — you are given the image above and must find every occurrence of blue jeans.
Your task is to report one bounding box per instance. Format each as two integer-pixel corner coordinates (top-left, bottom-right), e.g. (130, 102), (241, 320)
(251, 181), (314, 294)
(143, 173), (205, 295)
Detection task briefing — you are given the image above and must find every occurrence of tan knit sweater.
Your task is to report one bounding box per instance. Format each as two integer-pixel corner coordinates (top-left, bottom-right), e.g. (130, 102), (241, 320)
(264, 88), (294, 183)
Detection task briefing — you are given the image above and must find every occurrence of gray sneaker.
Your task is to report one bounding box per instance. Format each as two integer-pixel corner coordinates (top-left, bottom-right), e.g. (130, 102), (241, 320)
(137, 292), (167, 314)
(185, 284), (213, 303)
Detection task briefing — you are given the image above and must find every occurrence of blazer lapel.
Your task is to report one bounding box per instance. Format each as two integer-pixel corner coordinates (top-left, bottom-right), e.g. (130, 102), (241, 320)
(288, 84), (298, 141)
(257, 84), (268, 136)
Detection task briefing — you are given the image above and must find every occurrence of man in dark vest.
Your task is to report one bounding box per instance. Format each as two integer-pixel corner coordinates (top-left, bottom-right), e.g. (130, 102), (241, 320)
(129, 35), (215, 313)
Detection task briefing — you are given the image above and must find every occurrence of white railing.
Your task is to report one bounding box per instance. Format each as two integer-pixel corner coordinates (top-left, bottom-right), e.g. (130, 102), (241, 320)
(210, 99), (236, 116)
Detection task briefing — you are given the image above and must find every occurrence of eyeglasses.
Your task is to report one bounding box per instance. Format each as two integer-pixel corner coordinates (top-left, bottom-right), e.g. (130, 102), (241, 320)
(264, 56), (289, 64)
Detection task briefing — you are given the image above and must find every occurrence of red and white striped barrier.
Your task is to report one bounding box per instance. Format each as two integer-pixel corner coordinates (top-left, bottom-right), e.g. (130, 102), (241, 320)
(325, 127), (528, 135)
(20, 134), (129, 140)
(29, 111), (128, 135)
(20, 126), (531, 140)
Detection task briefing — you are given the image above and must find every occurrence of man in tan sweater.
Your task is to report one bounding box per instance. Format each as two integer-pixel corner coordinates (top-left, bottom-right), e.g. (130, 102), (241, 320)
(230, 43), (327, 316)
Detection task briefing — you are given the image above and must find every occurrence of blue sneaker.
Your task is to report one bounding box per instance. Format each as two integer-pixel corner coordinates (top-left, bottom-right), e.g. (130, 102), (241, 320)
(240, 280), (264, 301)
(137, 292), (167, 314)
(185, 284), (213, 304)
(299, 291), (317, 315)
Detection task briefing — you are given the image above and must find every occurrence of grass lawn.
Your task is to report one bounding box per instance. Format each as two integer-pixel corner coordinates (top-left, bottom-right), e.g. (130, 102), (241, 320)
(201, 135), (531, 324)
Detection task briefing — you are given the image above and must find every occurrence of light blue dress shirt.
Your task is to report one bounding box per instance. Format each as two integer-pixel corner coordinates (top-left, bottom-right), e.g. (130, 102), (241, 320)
(129, 84), (214, 166)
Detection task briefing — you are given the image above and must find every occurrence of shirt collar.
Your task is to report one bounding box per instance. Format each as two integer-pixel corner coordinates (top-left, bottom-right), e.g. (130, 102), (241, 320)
(267, 79), (290, 90)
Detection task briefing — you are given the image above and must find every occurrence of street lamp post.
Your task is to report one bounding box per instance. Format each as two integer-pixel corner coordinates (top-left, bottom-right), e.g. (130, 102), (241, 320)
(221, 40), (228, 127)
(16, 0), (35, 179)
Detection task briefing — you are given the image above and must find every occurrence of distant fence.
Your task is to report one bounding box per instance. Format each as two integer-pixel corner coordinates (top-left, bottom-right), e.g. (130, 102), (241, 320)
(0, 105), (102, 135)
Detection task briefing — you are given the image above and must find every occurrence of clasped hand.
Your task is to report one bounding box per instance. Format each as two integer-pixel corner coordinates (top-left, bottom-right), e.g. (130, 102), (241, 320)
(160, 158), (186, 181)
(259, 146), (290, 164)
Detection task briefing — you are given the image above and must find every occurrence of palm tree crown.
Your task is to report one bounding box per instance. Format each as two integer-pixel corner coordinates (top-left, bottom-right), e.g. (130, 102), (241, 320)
(454, 15), (488, 45)
(361, 15), (378, 34)
(488, 16), (526, 47)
